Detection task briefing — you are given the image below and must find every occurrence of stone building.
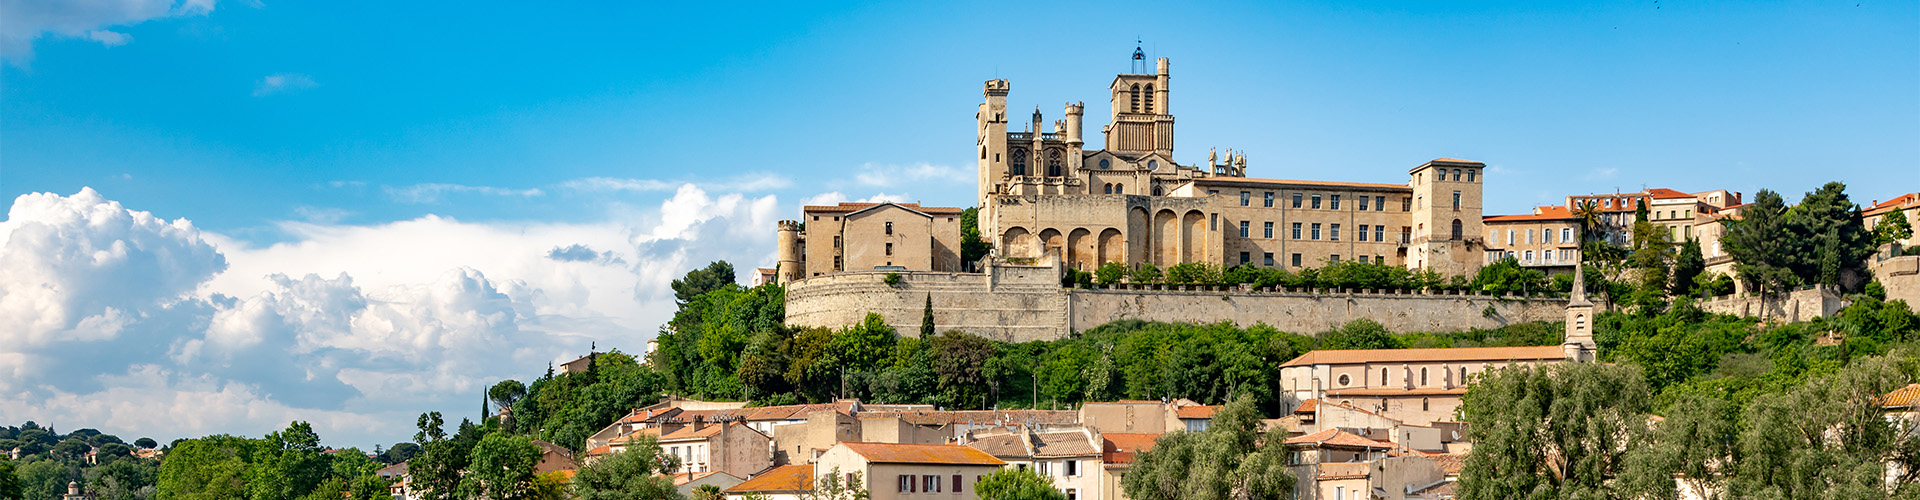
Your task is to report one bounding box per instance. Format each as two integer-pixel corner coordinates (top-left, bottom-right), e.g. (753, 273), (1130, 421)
(813, 442), (1006, 500)
(1277, 345), (1572, 426)
(1480, 205), (1581, 275)
(778, 52), (1491, 284)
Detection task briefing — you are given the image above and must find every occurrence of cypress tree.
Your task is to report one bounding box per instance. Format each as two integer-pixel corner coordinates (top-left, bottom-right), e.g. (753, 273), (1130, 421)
(920, 294), (935, 338)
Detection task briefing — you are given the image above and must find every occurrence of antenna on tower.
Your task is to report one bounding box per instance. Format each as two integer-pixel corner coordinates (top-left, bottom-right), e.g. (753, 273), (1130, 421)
(1131, 38), (1147, 74)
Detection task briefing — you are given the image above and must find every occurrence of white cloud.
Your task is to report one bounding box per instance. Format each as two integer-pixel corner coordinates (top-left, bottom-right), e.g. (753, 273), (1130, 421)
(1, 0), (219, 64)
(294, 206), (352, 224)
(0, 186), (782, 447)
(253, 73), (319, 97)
(852, 162), (967, 188)
(797, 191), (914, 208)
(560, 172), (792, 194)
(1583, 167), (1619, 181)
(384, 183), (544, 204)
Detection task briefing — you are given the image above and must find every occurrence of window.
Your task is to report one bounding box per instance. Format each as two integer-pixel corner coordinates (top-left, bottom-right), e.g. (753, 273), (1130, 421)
(1264, 252), (1275, 266)
(885, 222), (893, 235)
(1099, 159), (1110, 169)
(1292, 193), (1303, 208)
(1264, 192), (1274, 207)
(1451, 219), (1463, 240)
(1067, 490), (1079, 500)
(834, 236), (841, 248)
(1115, 185), (1123, 194)
(1311, 223), (1322, 240)
(1264, 222), (1274, 239)
(1401, 197), (1412, 211)
(899, 475), (912, 493)
(1452, 191), (1461, 210)
(1010, 149), (1027, 175)
(925, 475), (941, 493)
(1209, 190), (1219, 196)
(1144, 84), (1155, 113)
(953, 475), (963, 492)
(1240, 191), (1250, 206)
(1210, 214), (1217, 230)
(1377, 196), (1387, 211)
(1382, 368), (1389, 384)
(1104, 184), (1112, 194)
(886, 243), (893, 255)
(1526, 229), (1534, 244)
(1046, 149), (1063, 177)
(1240, 252), (1250, 265)
(1039, 461), (1050, 475)
(1467, 169), (1476, 182)
(1359, 196), (1370, 211)
(1331, 195), (1341, 210)
(1066, 460), (1079, 477)
(1292, 223), (1302, 239)
(1423, 398), (1431, 411)
(1524, 250), (1533, 261)
(1331, 224), (1341, 241)
(1374, 226), (1384, 242)
(1506, 230), (1514, 245)
(1460, 366), (1468, 381)
(1401, 227), (1411, 243)
(1378, 254), (1385, 263)
(1359, 255), (1369, 264)
(1239, 220), (1249, 238)
(1453, 169), (1462, 181)
(1130, 83), (1141, 111)
(1329, 254), (1340, 264)
(1292, 253), (1302, 267)
(1421, 367), (1429, 386)
(1312, 194), (1322, 209)
(833, 256), (842, 271)
(1338, 374), (1351, 386)
(1358, 225), (1369, 242)
(1148, 160), (1158, 170)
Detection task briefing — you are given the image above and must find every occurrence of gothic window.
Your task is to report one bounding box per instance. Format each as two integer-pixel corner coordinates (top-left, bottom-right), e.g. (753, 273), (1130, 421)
(1451, 219), (1463, 241)
(1144, 84), (1155, 113)
(1152, 185), (1164, 196)
(1104, 184), (1112, 194)
(1115, 185), (1123, 194)
(1010, 149), (1028, 175)
(1130, 84), (1141, 112)
(1046, 149), (1064, 177)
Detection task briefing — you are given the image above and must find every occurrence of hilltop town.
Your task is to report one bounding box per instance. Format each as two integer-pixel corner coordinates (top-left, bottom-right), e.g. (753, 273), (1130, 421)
(7, 54), (1919, 500)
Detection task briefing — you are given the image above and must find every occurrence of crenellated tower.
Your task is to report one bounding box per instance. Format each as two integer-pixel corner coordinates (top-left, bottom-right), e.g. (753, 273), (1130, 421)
(1104, 56), (1174, 156)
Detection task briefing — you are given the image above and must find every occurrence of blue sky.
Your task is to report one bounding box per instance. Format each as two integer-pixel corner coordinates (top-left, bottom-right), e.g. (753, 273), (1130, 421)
(1, 0), (1915, 448)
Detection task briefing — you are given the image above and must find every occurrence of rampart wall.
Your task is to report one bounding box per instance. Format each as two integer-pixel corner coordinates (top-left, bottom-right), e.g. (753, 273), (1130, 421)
(1696, 286), (1847, 323)
(785, 268), (1571, 342)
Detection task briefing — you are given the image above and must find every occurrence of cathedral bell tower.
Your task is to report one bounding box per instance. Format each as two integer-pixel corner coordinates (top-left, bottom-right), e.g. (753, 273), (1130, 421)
(1103, 49), (1174, 157)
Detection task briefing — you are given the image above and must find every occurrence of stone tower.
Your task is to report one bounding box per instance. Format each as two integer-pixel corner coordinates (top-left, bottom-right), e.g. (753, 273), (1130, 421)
(775, 220), (804, 284)
(1564, 250), (1597, 362)
(1407, 159), (1486, 276)
(1103, 57), (1174, 156)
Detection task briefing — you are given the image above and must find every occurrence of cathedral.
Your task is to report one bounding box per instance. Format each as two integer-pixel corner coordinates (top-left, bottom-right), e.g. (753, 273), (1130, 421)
(778, 53), (1488, 284)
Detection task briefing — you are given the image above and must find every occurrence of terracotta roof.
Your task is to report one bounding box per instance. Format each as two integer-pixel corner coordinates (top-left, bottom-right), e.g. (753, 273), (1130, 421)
(1645, 188), (1694, 200)
(1430, 454), (1467, 475)
(1280, 346), (1567, 367)
(1192, 177), (1410, 191)
(803, 202), (965, 215)
(609, 422), (732, 444)
(1883, 383), (1920, 409)
(1175, 405), (1220, 419)
(1100, 433), (1160, 465)
(1031, 431), (1100, 457)
(966, 433), (1029, 458)
(1294, 399), (1318, 414)
(725, 465), (813, 493)
(585, 445), (612, 457)
(838, 442), (1007, 465)
(1866, 194), (1920, 217)
(1318, 401), (1404, 423)
(1412, 479), (1457, 497)
(669, 471), (739, 486)
(1285, 429), (1394, 449)
(864, 409), (1078, 426)
(1484, 206), (1576, 222)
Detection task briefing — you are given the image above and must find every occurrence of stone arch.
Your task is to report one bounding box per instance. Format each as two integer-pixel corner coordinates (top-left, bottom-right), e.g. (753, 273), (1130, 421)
(1128, 207), (1151, 266)
(1067, 228), (1095, 270)
(1182, 210), (1207, 263)
(1098, 228), (1125, 265)
(1010, 148), (1029, 176)
(1001, 227), (1038, 259)
(1154, 209), (1179, 266)
(1103, 183), (1113, 194)
(1152, 184), (1164, 196)
(1038, 228), (1065, 260)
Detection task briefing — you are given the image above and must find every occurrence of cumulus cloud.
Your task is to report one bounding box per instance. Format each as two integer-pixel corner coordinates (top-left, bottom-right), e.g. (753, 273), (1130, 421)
(0, 185), (780, 447)
(798, 191), (914, 207)
(252, 73), (319, 97)
(1, 0), (219, 64)
(384, 183), (545, 204)
(560, 172), (792, 194)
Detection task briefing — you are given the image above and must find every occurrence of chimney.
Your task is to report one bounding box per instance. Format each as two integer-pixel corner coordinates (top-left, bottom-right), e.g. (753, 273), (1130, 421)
(690, 414), (706, 432)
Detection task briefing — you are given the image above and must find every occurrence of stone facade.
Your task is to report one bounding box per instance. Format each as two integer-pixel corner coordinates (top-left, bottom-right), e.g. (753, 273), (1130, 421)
(1695, 286), (1848, 323)
(1872, 255), (1920, 306)
(782, 202), (965, 280)
(785, 261), (1569, 343)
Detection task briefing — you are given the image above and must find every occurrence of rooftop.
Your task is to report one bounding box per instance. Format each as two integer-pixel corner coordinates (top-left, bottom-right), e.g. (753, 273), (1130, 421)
(1284, 428), (1394, 449)
(838, 442), (1007, 466)
(1280, 345), (1568, 367)
(802, 202), (965, 216)
(725, 465), (813, 493)
(1483, 205), (1576, 222)
(1100, 433), (1160, 465)
(1884, 383), (1920, 409)
(1175, 405), (1220, 419)
(1191, 176), (1410, 191)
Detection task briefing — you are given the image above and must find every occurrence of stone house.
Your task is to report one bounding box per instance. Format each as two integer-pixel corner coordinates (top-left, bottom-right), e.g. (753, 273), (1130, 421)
(1096, 433), (1158, 500)
(1278, 345), (1573, 426)
(812, 442), (1006, 500)
(599, 418), (771, 480)
(964, 427), (1104, 500)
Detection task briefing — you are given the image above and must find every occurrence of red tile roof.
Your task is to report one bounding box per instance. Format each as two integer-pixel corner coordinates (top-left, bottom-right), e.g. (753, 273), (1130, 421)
(838, 442), (1007, 465)
(1175, 405), (1220, 419)
(1430, 454), (1466, 475)
(1100, 433), (1160, 465)
(802, 202), (965, 215)
(1883, 383), (1920, 409)
(1484, 205), (1576, 222)
(1280, 346), (1568, 367)
(725, 465), (813, 493)
(1866, 194), (1920, 217)
(1645, 188), (1694, 200)
(1293, 399), (1318, 414)
(1284, 429), (1394, 449)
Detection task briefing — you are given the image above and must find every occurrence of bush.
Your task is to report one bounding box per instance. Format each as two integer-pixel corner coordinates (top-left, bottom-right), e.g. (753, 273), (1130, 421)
(1164, 262), (1222, 284)
(1094, 262), (1127, 285)
(1127, 263), (1162, 284)
(883, 273), (903, 286)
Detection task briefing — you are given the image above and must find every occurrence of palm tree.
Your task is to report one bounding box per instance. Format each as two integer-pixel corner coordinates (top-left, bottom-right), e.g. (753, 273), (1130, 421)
(1572, 199), (1604, 244)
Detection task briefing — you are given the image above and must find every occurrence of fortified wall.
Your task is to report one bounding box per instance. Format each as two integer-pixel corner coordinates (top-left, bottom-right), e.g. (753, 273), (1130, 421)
(1696, 286), (1848, 323)
(785, 261), (1571, 342)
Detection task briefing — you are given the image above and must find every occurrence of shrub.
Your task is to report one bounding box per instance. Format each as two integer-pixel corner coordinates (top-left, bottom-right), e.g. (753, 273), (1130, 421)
(883, 273), (903, 286)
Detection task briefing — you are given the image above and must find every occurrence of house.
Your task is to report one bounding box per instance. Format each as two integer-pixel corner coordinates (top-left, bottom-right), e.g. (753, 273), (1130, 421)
(1884, 383), (1920, 490)
(1098, 433), (1158, 500)
(813, 442), (1006, 500)
(1279, 345), (1572, 426)
(672, 471), (746, 497)
(724, 464), (814, 500)
(1077, 399), (1215, 435)
(530, 439), (578, 474)
(599, 418), (772, 480)
(965, 428), (1104, 500)
(1284, 429), (1449, 500)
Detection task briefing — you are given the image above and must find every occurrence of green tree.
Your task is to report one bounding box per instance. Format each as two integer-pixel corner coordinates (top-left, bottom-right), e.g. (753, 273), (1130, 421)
(156, 435), (258, 500)
(1469, 257), (1547, 296)
(1618, 392), (1736, 500)
(1095, 261), (1127, 285)
(457, 433), (544, 500)
(975, 467), (1066, 500)
(1128, 263), (1163, 284)
(247, 421), (329, 500)
(0, 456), (19, 500)
(489, 380), (527, 412)
(961, 207), (993, 269)
(920, 294), (935, 339)
(1671, 237), (1705, 297)
(671, 261), (737, 306)
(1875, 209), (1913, 246)
(1317, 319), (1401, 350)
(1121, 395), (1293, 500)
(570, 436), (682, 500)
(805, 467), (867, 500)
(17, 459), (70, 500)
(1457, 362), (1652, 499)
(692, 484), (725, 500)
(133, 438), (157, 449)
(1164, 262), (1222, 284)
(1730, 350), (1920, 499)
(1787, 182), (1873, 288)
(408, 412), (467, 500)
(931, 331), (997, 410)
(1723, 190), (1799, 297)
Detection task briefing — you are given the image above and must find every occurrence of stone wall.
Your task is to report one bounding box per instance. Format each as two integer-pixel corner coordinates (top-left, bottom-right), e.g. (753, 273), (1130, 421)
(785, 266), (1570, 342)
(1872, 254), (1920, 306)
(1696, 286), (1848, 323)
